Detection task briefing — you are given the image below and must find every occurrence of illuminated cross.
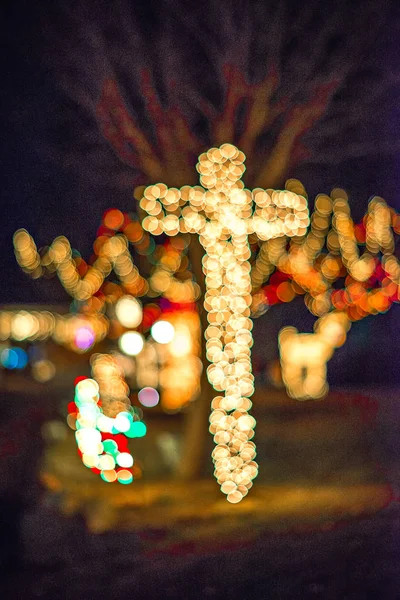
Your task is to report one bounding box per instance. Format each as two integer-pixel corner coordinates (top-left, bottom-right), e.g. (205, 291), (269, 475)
(139, 143), (310, 503)
(278, 312), (350, 400)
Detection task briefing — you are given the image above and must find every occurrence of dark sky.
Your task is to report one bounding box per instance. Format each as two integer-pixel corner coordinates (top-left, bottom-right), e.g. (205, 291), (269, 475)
(1, 0), (400, 384)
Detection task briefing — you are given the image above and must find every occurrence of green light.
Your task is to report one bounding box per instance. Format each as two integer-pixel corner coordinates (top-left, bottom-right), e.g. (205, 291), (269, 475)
(102, 439), (118, 454)
(126, 421), (147, 438)
(118, 475), (133, 485)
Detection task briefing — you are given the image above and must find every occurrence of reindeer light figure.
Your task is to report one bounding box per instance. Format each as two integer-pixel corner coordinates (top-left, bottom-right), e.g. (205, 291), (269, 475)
(139, 143), (310, 502)
(278, 312), (350, 400)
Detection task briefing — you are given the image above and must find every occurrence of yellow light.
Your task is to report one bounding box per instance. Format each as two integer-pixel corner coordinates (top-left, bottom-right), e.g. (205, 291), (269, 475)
(115, 295), (143, 328)
(119, 331), (144, 356)
(151, 320), (175, 344)
(32, 359), (56, 382)
(98, 454), (116, 470)
(278, 312), (350, 400)
(169, 329), (192, 357)
(139, 143), (307, 500)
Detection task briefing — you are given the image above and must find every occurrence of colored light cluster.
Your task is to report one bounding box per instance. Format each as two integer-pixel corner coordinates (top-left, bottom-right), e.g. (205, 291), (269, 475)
(278, 312), (350, 399)
(111, 291), (201, 411)
(14, 210), (198, 309)
(140, 144), (310, 501)
(114, 309), (202, 412)
(13, 191), (205, 410)
(13, 208), (203, 409)
(252, 189), (400, 325)
(13, 227), (147, 302)
(0, 310), (108, 352)
(13, 141), (400, 499)
(253, 188), (400, 399)
(68, 357), (146, 483)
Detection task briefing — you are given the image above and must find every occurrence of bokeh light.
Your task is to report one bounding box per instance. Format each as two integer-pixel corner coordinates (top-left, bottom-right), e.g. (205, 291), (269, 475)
(156, 311), (202, 411)
(69, 356), (146, 483)
(140, 143), (311, 499)
(151, 320), (175, 344)
(119, 331), (145, 356)
(115, 295), (143, 328)
(32, 359), (56, 382)
(13, 139), (400, 501)
(74, 325), (95, 351)
(140, 144), (267, 500)
(138, 386), (160, 407)
(279, 312), (350, 399)
(0, 347), (28, 370)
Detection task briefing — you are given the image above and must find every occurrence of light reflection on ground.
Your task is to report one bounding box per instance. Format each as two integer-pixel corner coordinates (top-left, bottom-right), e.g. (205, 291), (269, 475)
(39, 387), (394, 536)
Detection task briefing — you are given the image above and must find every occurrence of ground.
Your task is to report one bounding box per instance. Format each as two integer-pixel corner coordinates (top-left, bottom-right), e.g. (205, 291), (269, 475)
(0, 383), (399, 598)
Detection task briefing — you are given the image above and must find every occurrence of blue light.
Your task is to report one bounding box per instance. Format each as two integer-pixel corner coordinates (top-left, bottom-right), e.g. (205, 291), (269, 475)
(1, 347), (28, 370)
(14, 347), (28, 369)
(1, 349), (19, 369)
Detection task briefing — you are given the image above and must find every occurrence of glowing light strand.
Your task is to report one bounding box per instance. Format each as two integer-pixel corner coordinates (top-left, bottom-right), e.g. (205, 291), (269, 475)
(69, 354), (146, 483)
(140, 143), (309, 501)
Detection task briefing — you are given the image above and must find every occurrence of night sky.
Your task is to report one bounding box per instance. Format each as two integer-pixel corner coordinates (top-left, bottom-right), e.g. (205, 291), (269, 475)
(1, 0), (400, 384)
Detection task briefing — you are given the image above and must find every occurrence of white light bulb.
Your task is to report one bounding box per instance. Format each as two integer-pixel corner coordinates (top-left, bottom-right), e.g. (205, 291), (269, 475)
(116, 452), (134, 468)
(115, 296), (143, 328)
(119, 331), (144, 356)
(151, 320), (175, 344)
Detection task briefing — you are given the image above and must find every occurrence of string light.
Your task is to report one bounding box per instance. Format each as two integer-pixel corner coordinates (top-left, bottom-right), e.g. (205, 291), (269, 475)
(0, 310), (108, 351)
(140, 143), (311, 501)
(68, 355), (147, 483)
(12, 142), (400, 495)
(279, 312), (350, 399)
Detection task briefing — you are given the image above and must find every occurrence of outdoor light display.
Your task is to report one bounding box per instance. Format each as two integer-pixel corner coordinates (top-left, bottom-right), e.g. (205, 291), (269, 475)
(69, 355), (146, 483)
(13, 140), (400, 500)
(13, 213), (197, 310)
(12, 212), (201, 411)
(0, 309), (108, 352)
(269, 192), (400, 398)
(254, 190), (400, 322)
(139, 143), (311, 501)
(13, 227), (148, 301)
(279, 312), (350, 399)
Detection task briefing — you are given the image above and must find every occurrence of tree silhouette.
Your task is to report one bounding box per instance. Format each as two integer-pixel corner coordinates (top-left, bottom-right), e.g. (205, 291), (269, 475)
(33, 0), (398, 191)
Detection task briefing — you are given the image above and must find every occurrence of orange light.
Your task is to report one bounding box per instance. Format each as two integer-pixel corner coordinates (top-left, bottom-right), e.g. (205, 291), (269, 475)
(103, 209), (125, 230)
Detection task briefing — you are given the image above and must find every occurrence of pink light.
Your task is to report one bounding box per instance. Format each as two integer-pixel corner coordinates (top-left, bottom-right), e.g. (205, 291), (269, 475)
(75, 325), (95, 350)
(138, 387), (160, 408)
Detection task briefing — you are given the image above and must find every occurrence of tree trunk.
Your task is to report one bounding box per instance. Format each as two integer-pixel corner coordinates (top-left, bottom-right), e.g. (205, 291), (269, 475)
(175, 235), (214, 480)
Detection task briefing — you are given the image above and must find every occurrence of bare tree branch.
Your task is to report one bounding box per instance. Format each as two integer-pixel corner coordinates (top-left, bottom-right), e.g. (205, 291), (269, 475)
(31, 0), (397, 190)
